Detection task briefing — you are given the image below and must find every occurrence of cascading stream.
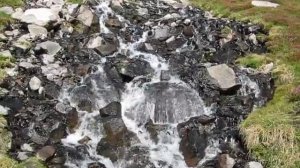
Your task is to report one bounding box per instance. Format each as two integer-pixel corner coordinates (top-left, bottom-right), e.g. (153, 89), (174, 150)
(61, 0), (210, 167)
(55, 0), (271, 167)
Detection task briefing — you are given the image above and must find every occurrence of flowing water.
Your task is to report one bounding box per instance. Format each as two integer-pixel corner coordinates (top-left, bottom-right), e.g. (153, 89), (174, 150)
(56, 0), (264, 167)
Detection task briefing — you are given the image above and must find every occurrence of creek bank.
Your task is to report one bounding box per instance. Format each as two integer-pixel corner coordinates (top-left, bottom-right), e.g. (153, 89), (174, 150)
(0, 0), (274, 167)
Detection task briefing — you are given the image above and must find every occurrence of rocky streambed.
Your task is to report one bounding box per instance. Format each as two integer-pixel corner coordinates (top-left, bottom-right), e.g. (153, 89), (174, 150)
(0, 0), (274, 167)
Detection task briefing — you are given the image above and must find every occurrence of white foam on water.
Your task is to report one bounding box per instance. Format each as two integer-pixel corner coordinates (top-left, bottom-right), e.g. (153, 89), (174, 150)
(61, 0), (218, 167)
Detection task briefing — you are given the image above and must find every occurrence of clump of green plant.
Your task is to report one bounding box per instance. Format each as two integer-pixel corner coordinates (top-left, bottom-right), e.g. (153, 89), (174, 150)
(0, 0), (23, 8)
(236, 54), (268, 69)
(0, 12), (12, 30)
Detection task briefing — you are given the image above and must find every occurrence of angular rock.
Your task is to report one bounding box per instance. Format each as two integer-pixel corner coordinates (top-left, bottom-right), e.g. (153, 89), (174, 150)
(36, 41), (61, 56)
(245, 161), (263, 168)
(11, 8), (23, 20)
(88, 162), (106, 168)
(19, 62), (35, 69)
(100, 102), (121, 117)
(36, 146), (56, 161)
(77, 5), (94, 27)
(28, 24), (48, 38)
(87, 34), (119, 56)
(20, 8), (60, 26)
(13, 38), (32, 51)
(41, 63), (68, 82)
(0, 50), (12, 58)
(105, 18), (122, 29)
(154, 26), (170, 41)
(29, 76), (42, 91)
(207, 64), (238, 91)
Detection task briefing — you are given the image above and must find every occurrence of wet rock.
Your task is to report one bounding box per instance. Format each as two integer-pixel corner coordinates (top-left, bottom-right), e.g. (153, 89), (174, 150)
(245, 161), (263, 168)
(105, 18), (122, 29)
(217, 154), (235, 168)
(77, 5), (94, 27)
(20, 8), (60, 26)
(97, 117), (136, 162)
(88, 162), (106, 168)
(49, 156), (66, 165)
(124, 146), (155, 168)
(36, 146), (56, 161)
(78, 136), (91, 144)
(36, 41), (62, 56)
(87, 34), (119, 56)
(66, 108), (79, 132)
(28, 24), (48, 38)
(0, 6), (14, 15)
(207, 64), (238, 91)
(177, 118), (209, 167)
(114, 56), (154, 79)
(29, 76), (42, 91)
(160, 70), (171, 81)
(100, 101), (121, 117)
(49, 125), (66, 143)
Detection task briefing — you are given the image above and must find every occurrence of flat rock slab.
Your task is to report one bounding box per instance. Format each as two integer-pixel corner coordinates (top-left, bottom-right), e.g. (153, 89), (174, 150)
(252, 1), (279, 8)
(207, 64), (237, 91)
(21, 8), (59, 26)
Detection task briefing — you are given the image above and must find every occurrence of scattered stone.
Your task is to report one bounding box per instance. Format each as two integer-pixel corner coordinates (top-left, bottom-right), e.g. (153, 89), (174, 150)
(36, 41), (62, 56)
(20, 8), (60, 26)
(245, 161), (263, 168)
(249, 34), (258, 45)
(261, 62), (274, 74)
(100, 102), (121, 117)
(137, 7), (148, 16)
(18, 152), (29, 161)
(36, 146), (56, 161)
(183, 25), (194, 37)
(207, 64), (238, 91)
(160, 70), (171, 81)
(0, 105), (10, 115)
(105, 18), (122, 29)
(19, 62), (35, 69)
(218, 154), (235, 168)
(28, 24), (48, 38)
(0, 6), (14, 15)
(21, 143), (34, 152)
(29, 76), (42, 91)
(77, 5), (94, 27)
(41, 63), (68, 82)
(154, 26), (170, 41)
(252, 1), (279, 8)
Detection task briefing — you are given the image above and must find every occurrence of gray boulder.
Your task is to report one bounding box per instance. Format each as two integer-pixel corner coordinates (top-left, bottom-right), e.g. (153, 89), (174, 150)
(36, 41), (61, 56)
(207, 64), (238, 91)
(77, 5), (94, 27)
(87, 34), (119, 56)
(28, 24), (48, 38)
(20, 8), (60, 26)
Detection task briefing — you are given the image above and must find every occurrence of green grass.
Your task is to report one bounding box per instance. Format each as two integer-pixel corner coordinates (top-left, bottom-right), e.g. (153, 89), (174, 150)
(236, 54), (269, 69)
(0, 0), (23, 8)
(190, 0), (300, 168)
(0, 12), (12, 30)
(67, 0), (83, 4)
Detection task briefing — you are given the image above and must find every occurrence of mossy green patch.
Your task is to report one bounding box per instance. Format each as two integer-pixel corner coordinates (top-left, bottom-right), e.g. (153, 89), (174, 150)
(17, 157), (46, 168)
(0, 155), (18, 168)
(0, 12), (12, 30)
(191, 0), (300, 167)
(236, 54), (269, 69)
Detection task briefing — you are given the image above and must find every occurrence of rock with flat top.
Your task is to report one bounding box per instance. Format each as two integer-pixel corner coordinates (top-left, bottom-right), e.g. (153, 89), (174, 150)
(245, 161), (263, 168)
(28, 24), (48, 38)
(207, 64), (238, 91)
(20, 8), (59, 26)
(77, 5), (94, 27)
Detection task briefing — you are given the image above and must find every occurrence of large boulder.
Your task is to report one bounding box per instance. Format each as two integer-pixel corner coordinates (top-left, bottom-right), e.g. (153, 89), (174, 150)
(207, 64), (238, 91)
(20, 8), (60, 26)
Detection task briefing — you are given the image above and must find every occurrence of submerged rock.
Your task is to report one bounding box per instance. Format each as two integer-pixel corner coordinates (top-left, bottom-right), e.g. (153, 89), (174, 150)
(99, 101), (121, 117)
